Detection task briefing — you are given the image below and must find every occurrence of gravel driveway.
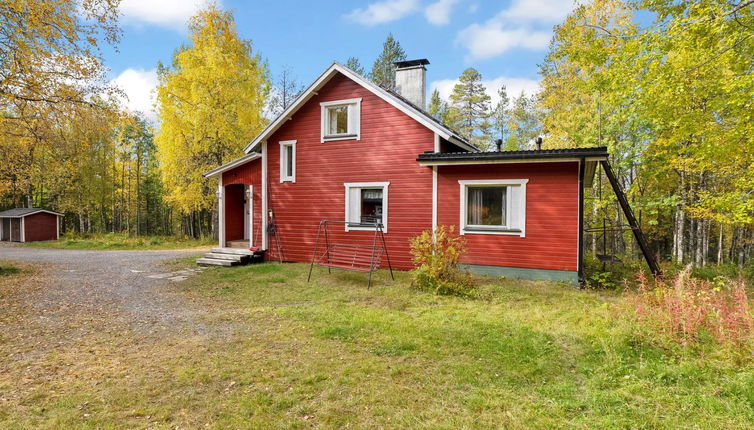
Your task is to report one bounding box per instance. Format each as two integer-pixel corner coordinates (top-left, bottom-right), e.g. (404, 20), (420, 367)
(0, 245), (221, 336)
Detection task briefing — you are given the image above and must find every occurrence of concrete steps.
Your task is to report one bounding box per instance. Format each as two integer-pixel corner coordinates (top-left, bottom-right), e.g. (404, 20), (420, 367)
(197, 247), (264, 267)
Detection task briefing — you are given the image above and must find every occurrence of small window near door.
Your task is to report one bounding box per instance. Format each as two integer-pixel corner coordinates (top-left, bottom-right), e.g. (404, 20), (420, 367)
(279, 140), (296, 183)
(344, 182), (389, 232)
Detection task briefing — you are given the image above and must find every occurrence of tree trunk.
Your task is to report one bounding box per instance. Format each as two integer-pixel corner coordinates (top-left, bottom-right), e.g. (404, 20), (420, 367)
(717, 224), (724, 264)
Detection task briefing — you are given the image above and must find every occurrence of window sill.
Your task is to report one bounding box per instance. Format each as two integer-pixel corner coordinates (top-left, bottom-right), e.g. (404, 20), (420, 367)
(461, 227), (524, 237)
(280, 177), (295, 183)
(323, 134), (358, 142)
(345, 223), (387, 233)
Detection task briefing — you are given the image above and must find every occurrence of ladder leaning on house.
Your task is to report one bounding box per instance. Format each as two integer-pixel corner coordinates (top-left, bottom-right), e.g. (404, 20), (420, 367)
(599, 160), (662, 277)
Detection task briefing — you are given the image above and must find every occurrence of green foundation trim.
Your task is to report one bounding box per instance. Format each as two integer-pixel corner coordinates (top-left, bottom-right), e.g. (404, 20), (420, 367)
(460, 264), (579, 285)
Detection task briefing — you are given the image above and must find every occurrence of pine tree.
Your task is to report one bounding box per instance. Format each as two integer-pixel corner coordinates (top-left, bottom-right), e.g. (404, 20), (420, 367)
(448, 68), (492, 150)
(344, 57), (365, 75)
(428, 89), (449, 122)
(490, 86), (511, 149)
(370, 33), (407, 88)
(508, 92), (541, 149)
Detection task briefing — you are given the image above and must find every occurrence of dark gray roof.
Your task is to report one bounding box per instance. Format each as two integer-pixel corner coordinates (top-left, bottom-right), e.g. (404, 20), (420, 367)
(417, 146), (609, 163)
(382, 86), (478, 152)
(0, 208), (63, 217)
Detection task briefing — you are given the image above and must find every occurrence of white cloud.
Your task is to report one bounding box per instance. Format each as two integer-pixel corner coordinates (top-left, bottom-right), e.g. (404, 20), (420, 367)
(456, 0), (578, 60)
(457, 23), (551, 60)
(501, 0), (575, 22)
(119, 0), (217, 30)
(110, 68), (158, 122)
(430, 76), (540, 106)
(425, 0), (459, 26)
(346, 0), (419, 26)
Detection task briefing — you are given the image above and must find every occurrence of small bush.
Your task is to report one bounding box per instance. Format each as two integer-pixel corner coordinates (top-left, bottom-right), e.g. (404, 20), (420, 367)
(631, 266), (754, 347)
(409, 225), (474, 296)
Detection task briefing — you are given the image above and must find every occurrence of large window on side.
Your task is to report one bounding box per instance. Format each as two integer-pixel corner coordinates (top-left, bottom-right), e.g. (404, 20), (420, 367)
(344, 182), (389, 232)
(320, 98), (361, 142)
(459, 179), (528, 237)
(279, 140), (296, 183)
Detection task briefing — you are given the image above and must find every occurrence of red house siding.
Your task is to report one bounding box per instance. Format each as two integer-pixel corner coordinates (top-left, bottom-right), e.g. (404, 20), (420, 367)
(265, 72), (435, 269)
(436, 162), (579, 272)
(223, 160), (262, 247)
(23, 213), (58, 242)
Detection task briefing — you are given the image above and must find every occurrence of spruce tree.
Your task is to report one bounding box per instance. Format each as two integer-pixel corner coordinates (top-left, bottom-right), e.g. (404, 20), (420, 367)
(370, 33), (406, 88)
(448, 68), (492, 149)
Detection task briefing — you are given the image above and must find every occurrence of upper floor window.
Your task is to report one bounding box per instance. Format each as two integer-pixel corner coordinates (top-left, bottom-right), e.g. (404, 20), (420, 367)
(459, 179), (528, 237)
(279, 140), (296, 183)
(320, 98), (361, 142)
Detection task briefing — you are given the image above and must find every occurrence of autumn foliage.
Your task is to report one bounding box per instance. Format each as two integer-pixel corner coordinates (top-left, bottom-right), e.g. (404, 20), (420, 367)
(631, 267), (754, 346)
(409, 225), (474, 296)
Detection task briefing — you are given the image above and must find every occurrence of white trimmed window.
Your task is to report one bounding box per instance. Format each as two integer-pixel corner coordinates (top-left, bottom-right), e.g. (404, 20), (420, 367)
(279, 140), (296, 183)
(344, 182), (389, 232)
(459, 179), (528, 237)
(320, 98), (361, 142)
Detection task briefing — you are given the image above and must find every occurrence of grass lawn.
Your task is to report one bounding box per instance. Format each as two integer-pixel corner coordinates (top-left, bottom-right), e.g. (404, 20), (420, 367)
(22, 232), (215, 250)
(2, 262), (753, 428)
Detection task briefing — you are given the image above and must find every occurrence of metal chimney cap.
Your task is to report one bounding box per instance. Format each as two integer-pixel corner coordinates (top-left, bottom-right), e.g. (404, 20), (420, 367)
(394, 59), (430, 69)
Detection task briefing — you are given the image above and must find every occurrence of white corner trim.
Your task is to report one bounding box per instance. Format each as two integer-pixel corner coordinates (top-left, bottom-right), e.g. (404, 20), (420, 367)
(248, 185), (254, 248)
(343, 182), (390, 233)
(279, 140), (297, 183)
(20, 217), (25, 243)
(433, 133), (440, 152)
(320, 98), (361, 143)
(458, 179), (528, 237)
(218, 176), (225, 247)
(432, 166), (438, 237)
(56, 214), (60, 240)
(261, 141), (268, 250)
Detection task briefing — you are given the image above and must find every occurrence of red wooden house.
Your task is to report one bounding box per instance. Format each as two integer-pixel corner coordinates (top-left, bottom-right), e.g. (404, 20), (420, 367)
(203, 60), (609, 284)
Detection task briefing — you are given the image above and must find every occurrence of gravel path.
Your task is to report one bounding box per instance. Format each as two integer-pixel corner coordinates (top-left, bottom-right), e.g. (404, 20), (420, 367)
(0, 245), (221, 335)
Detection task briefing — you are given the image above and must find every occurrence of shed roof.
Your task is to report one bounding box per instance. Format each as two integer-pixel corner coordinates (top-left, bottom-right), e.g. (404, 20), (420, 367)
(0, 208), (63, 218)
(416, 147), (609, 165)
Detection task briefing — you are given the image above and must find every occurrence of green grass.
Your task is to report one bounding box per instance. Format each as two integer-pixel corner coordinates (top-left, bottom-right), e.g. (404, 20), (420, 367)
(2, 263), (753, 428)
(0, 264), (20, 276)
(22, 232), (214, 250)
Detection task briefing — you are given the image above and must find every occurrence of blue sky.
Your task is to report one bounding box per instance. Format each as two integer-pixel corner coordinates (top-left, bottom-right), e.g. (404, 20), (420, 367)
(107, 0), (576, 121)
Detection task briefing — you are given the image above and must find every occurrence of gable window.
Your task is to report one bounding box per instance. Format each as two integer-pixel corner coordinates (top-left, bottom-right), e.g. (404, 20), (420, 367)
(320, 98), (361, 142)
(279, 140), (296, 183)
(459, 179), (528, 237)
(344, 182), (389, 232)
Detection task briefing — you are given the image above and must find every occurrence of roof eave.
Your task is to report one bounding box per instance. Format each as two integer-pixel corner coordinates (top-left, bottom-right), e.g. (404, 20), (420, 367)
(203, 153), (261, 178)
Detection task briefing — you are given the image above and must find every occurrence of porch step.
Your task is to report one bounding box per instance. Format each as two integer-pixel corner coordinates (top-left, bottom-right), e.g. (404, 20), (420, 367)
(196, 258), (235, 267)
(211, 247), (255, 256)
(204, 252), (248, 262)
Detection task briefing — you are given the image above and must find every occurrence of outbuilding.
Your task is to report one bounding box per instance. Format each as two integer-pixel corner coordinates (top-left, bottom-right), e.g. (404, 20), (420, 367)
(0, 208), (62, 243)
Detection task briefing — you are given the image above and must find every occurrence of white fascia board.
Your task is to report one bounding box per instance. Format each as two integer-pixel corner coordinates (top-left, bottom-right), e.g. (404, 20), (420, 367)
(203, 153), (261, 178)
(243, 62), (474, 154)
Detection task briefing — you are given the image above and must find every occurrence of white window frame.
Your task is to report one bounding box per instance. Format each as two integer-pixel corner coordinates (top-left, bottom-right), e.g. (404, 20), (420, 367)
(279, 140), (296, 183)
(344, 182), (389, 233)
(459, 179), (528, 237)
(320, 98), (361, 142)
